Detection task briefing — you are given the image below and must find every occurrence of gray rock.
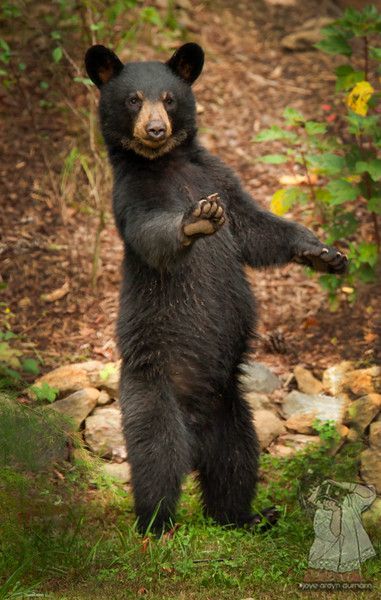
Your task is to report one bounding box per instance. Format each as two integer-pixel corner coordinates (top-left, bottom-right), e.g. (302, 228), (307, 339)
(32, 360), (105, 398)
(343, 367), (381, 397)
(84, 406), (127, 462)
(370, 421), (381, 451)
(97, 390), (111, 405)
(277, 433), (321, 452)
(240, 362), (281, 394)
(360, 449), (381, 494)
(282, 390), (346, 424)
(245, 392), (271, 412)
(362, 497), (381, 541)
(46, 387), (99, 428)
(102, 461), (131, 483)
(322, 361), (353, 396)
(345, 394), (381, 433)
(294, 365), (323, 395)
(285, 413), (316, 434)
(253, 409), (285, 449)
(91, 361), (121, 397)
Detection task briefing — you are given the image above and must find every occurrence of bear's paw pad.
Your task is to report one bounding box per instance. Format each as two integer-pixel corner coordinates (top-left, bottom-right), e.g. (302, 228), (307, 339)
(183, 193), (225, 240)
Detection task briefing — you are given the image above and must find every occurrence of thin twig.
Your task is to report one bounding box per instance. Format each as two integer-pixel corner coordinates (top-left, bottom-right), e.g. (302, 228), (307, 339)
(364, 36), (369, 82)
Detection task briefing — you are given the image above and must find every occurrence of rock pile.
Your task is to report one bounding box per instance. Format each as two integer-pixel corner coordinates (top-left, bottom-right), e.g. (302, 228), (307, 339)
(33, 359), (381, 493)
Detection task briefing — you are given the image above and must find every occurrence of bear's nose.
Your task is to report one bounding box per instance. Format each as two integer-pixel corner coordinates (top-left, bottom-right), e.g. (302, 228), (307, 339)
(146, 120), (167, 141)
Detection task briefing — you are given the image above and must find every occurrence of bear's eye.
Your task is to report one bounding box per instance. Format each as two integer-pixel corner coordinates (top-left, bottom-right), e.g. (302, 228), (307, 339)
(163, 93), (175, 107)
(127, 95), (142, 109)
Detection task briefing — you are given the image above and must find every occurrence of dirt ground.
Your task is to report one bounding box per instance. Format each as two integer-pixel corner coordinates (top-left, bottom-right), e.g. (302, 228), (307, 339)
(0, 0), (380, 379)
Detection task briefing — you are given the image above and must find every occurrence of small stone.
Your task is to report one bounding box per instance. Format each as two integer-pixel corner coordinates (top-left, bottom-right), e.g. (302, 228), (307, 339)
(282, 390), (346, 424)
(34, 364), (92, 394)
(240, 362), (281, 394)
(360, 449), (381, 493)
(46, 387), (99, 428)
(245, 392), (271, 411)
(345, 394), (381, 432)
(347, 428), (359, 442)
(343, 367), (380, 397)
(370, 421), (381, 451)
(253, 409), (285, 449)
(322, 361), (353, 395)
(337, 424), (349, 439)
(102, 461), (131, 483)
(268, 444), (296, 457)
(97, 390), (111, 405)
(294, 365), (323, 395)
(285, 412), (317, 434)
(93, 361), (121, 396)
(85, 406), (127, 462)
(277, 433), (321, 452)
(362, 497), (381, 541)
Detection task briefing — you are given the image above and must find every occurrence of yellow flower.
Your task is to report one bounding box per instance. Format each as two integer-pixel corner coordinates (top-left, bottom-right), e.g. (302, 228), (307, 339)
(346, 81), (374, 116)
(270, 189), (290, 216)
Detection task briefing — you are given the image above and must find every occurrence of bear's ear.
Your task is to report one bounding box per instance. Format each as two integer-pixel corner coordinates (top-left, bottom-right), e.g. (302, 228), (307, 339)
(166, 43), (204, 85)
(85, 45), (123, 88)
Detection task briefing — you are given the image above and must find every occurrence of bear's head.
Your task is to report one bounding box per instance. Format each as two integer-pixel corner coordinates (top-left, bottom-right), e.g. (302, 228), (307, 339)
(85, 43), (204, 160)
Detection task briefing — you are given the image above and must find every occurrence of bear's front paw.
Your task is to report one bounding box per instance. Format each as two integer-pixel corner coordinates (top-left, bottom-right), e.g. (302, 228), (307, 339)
(294, 241), (348, 274)
(182, 193), (226, 245)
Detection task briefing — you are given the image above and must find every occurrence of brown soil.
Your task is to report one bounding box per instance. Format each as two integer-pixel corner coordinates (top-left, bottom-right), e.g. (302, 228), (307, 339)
(0, 0), (379, 380)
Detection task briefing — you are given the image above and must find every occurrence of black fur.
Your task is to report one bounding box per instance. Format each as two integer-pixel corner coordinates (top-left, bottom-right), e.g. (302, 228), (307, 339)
(86, 43), (347, 534)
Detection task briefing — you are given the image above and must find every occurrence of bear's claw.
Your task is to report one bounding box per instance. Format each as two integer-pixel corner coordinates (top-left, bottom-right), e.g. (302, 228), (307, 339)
(182, 193), (226, 243)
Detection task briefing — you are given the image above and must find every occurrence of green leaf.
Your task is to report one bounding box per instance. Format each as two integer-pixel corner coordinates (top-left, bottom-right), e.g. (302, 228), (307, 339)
(283, 107), (304, 125)
(326, 179), (359, 205)
(73, 76), (94, 86)
(308, 153), (345, 176)
(324, 211), (358, 244)
(100, 363), (116, 382)
(0, 342), (21, 368)
(0, 38), (11, 63)
(316, 34), (352, 56)
(305, 121), (327, 136)
(52, 46), (63, 63)
(335, 65), (365, 91)
(356, 242), (378, 268)
(253, 126), (297, 143)
(140, 7), (162, 26)
(347, 113), (381, 137)
(355, 159), (381, 181)
(22, 358), (40, 375)
(30, 382), (59, 403)
(370, 47), (381, 61)
(258, 154), (288, 164)
(2, 331), (17, 341)
(270, 187), (306, 216)
(368, 196), (381, 214)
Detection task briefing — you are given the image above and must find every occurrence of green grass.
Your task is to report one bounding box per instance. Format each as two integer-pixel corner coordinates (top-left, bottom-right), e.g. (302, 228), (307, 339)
(0, 396), (380, 599)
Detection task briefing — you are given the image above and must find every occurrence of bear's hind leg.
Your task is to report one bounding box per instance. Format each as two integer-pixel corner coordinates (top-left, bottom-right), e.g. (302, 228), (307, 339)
(120, 365), (191, 535)
(196, 381), (260, 527)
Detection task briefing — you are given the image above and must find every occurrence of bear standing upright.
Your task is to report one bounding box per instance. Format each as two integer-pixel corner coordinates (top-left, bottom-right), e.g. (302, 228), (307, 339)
(85, 43), (347, 534)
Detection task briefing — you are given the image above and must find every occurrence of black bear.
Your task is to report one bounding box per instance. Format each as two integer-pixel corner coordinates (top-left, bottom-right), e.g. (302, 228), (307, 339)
(85, 43), (347, 535)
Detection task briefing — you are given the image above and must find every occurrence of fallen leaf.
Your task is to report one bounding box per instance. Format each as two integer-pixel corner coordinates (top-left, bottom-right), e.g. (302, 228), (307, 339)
(41, 281), (70, 303)
(278, 173), (318, 186)
(364, 332), (376, 343)
(303, 316), (318, 329)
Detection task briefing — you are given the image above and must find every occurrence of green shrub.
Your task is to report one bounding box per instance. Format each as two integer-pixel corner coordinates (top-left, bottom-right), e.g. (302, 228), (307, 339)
(254, 4), (381, 302)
